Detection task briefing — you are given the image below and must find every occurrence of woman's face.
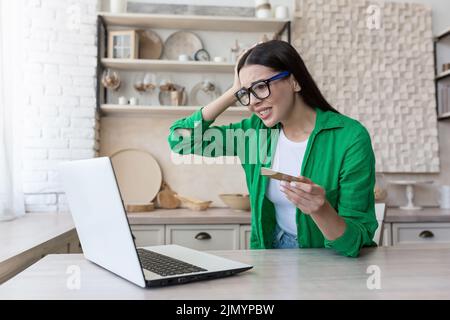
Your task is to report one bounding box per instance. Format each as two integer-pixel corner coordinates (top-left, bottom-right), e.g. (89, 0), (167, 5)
(238, 64), (297, 128)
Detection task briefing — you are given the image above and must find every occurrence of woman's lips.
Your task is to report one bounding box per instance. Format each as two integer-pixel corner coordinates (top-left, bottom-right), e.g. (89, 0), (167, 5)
(257, 107), (272, 120)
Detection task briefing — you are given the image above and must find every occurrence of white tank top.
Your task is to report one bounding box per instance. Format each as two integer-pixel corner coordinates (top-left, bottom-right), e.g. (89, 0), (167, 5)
(266, 128), (309, 236)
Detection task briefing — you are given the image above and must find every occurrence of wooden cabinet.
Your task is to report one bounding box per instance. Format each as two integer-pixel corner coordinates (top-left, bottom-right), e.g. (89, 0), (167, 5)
(166, 225), (240, 250)
(131, 225), (165, 247)
(130, 222), (450, 249)
(131, 223), (250, 250)
(240, 225), (252, 250)
(383, 208), (450, 247)
(434, 27), (450, 120)
(128, 208), (252, 250)
(128, 208), (450, 250)
(392, 223), (450, 246)
(380, 222), (392, 246)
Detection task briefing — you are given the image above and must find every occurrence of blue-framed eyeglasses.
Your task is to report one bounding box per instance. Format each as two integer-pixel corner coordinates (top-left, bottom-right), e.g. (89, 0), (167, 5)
(234, 71), (291, 106)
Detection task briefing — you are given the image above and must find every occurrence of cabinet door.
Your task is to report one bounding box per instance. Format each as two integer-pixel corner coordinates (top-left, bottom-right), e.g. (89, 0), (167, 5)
(381, 223), (392, 247)
(131, 225), (165, 247)
(392, 223), (450, 246)
(166, 225), (240, 251)
(240, 225), (251, 250)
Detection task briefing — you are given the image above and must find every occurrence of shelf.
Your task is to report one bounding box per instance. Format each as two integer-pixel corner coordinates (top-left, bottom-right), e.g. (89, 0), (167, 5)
(436, 69), (450, 81)
(101, 58), (234, 73)
(435, 27), (450, 41)
(100, 104), (250, 117)
(98, 13), (290, 115)
(98, 12), (289, 32)
(438, 112), (450, 120)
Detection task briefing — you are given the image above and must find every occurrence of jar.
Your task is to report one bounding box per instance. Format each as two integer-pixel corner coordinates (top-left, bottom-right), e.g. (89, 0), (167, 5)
(129, 97), (138, 106)
(118, 96), (127, 105)
(275, 5), (289, 19)
(255, 0), (272, 19)
(110, 0), (127, 14)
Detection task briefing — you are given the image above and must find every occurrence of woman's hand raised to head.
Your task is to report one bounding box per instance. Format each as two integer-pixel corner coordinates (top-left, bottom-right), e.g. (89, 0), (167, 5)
(201, 42), (261, 121)
(232, 42), (262, 93)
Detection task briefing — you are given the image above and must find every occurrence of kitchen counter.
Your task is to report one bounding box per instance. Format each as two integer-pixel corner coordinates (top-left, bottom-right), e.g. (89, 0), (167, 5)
(384, 207), (450, 223)
(1, 246), (450, 299)
(126, 206), (450, 225)
(0, 213), (76, 283)
(127, 207), (251, 225)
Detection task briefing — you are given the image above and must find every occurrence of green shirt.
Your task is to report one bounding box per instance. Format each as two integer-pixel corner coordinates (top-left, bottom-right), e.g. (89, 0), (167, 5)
(168, 107), (378, 257)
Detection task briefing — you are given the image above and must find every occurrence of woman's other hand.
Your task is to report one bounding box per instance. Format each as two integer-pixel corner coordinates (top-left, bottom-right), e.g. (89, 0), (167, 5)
(279, 177), (328, 215)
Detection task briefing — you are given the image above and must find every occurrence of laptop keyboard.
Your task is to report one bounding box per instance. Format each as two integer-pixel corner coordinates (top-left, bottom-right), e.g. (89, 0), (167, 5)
(137, 248), (207, 277)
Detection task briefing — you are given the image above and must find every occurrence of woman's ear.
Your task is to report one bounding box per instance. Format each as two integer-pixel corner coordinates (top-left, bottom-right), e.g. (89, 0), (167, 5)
(290, 75), (301, 92)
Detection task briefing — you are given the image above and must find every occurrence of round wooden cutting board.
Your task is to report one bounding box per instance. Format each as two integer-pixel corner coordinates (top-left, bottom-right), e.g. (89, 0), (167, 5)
(110, 149), (162, 205)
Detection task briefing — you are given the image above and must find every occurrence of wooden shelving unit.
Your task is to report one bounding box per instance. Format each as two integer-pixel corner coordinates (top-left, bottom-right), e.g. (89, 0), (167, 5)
(100, 104), (250, 117)
(97, 12), (291, 116)
(436, 69), (450, 81)
(434, 26), (450, 121)
(98, 12), (289, 32)
(101, 58), (234, 73)
(438, 111), (450, 120)
(435, 27), (450, 41)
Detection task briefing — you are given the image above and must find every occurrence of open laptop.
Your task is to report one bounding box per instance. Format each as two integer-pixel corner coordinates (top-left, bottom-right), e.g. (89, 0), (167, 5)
(58, 157), (253, 288)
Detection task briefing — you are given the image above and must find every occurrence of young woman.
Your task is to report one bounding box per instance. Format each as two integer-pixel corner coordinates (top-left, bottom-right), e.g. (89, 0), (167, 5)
(168, 40), (377, 257)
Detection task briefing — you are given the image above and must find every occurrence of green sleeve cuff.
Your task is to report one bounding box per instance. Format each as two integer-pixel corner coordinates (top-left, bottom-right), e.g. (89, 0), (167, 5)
(324, 219), (361, 257)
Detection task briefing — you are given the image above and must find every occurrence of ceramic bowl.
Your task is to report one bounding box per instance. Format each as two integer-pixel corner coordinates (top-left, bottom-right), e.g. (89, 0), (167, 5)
(219, 194), (251, 211)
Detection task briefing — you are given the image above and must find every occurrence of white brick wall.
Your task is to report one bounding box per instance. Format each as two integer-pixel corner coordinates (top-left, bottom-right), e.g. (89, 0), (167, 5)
(23, 0), (100, 213)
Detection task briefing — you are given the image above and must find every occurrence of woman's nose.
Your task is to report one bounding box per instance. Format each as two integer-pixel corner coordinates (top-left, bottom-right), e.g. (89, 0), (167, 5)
(249, 93), (262, 108)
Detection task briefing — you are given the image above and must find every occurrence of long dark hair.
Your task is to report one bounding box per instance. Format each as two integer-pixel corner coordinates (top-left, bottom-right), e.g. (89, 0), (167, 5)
(237, 40), (339, 114)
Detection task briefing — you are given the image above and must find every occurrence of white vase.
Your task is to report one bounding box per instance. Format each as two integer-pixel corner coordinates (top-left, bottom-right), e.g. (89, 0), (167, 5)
(255, 0), (272, 19)
(255, 0), (269, 6)
(275, 6), (289, 19)
(256, 8), (272, 19)
(110, 0), (127, 14)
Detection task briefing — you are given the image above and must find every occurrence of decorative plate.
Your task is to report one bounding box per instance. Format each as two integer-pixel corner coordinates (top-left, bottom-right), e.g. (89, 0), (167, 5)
(190, 81), (221, 106)
(163, 31), (203, 60)
(138, 30), (163, 59)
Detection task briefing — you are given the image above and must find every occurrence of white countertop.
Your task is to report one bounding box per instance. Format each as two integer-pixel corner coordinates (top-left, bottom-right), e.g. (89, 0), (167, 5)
(2, 247), (450, 299)
(127, 207), (251, 224)
(127, 207), (450, 225)
(0, 213), (75, 264)
(384, 207), (450, 223)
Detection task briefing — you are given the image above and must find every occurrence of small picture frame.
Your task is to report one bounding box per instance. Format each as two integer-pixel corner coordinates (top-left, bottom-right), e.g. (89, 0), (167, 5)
(108, 30), (139, 59)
